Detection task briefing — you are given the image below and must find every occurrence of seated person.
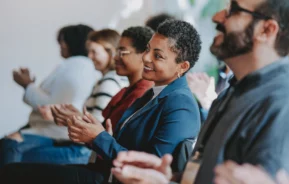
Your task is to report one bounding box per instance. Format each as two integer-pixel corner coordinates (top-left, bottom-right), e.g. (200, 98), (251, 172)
(0, 24), (100, 168)
(84, 29), (129, 123)
(0, 20), (202, 184)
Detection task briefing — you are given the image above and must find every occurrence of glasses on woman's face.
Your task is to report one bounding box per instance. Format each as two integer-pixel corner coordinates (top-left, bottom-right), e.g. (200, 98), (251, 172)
(226, 0), (272, 20)
(116, 49), (132, 57)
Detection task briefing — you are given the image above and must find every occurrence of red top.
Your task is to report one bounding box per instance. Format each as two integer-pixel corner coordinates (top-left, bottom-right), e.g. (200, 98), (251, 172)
(102, 79), (154, 130)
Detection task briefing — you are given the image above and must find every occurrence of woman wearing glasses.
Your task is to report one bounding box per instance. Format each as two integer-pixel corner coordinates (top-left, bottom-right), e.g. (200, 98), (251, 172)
(1, 20), (202, 184)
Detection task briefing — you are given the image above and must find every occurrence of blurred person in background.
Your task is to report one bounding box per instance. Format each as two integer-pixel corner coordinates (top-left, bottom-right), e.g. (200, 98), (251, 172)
(146, 13), (175, 32)
(187, 61), (233, 122)
(0, 24), (100, 168)
(80, 29), (129, 123)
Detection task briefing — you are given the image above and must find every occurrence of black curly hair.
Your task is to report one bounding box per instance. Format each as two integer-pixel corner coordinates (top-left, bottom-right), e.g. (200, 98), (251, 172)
(121, 26), (154, 53)
(146, 13), (175, 32)
(157, 19), (202, 71)
(57, 24), (93, 57)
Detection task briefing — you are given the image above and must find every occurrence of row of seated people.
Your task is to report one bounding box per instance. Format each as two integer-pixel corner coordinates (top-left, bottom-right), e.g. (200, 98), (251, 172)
(0, 17), (203, 183)
(0, 25), (156, 165)
(3, 0), (289, 182)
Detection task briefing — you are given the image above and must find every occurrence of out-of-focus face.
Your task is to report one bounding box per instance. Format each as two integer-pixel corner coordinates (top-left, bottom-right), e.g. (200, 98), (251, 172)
(210, 0), (264, 60)
(142, 33), (188, 86)
(59, 39), (70, 58)
(87, 41), (110, 71)
(114, 37), (144, 77)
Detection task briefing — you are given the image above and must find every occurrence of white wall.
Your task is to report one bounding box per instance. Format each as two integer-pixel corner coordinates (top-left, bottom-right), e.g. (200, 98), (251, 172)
(0, 0), (217, 138)
(0, 0), (154, 137)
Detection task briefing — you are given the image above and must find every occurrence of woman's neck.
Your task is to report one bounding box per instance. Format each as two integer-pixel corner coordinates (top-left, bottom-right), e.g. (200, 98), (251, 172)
(128, 72), (143, 87)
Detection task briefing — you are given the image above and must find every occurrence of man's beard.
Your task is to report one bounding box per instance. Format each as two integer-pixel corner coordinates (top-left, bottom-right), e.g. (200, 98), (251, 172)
(210, 20), (256, 60)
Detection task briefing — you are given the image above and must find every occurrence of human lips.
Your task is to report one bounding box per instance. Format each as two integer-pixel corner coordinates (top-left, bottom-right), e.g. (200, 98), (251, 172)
(144, 66), (154, 71)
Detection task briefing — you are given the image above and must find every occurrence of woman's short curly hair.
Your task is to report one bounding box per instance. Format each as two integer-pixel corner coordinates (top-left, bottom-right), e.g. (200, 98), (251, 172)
(157, 19), (202, 71)
(121, 26), (154, 53)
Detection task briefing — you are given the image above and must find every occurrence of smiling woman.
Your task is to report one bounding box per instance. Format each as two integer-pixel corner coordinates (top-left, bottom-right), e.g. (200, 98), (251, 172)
(143, 19), (201, 86)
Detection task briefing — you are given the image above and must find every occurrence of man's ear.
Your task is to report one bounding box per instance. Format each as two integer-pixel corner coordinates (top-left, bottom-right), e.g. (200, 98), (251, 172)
(255, 19), (279, 43)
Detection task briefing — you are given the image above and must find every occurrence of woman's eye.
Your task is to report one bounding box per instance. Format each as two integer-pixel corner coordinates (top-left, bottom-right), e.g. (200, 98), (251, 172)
(155, 54), (162, 59)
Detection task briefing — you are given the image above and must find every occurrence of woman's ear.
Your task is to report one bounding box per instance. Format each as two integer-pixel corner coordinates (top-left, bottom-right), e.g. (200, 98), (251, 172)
(179, 61), (190, 75)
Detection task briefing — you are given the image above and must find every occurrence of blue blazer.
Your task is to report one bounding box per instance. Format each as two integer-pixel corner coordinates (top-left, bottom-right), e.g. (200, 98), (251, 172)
(91, 76), (201, 160)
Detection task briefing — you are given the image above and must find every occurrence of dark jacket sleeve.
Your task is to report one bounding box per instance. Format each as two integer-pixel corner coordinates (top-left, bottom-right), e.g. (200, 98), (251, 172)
(91, 92), (201, 161)
(91, 131), (127, 160)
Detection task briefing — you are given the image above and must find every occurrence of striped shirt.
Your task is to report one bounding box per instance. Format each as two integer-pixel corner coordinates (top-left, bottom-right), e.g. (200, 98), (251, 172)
(85, 70), (129, 122)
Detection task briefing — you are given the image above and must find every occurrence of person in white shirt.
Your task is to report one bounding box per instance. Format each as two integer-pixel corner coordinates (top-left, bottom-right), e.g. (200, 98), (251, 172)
(0, 24), (101, 168)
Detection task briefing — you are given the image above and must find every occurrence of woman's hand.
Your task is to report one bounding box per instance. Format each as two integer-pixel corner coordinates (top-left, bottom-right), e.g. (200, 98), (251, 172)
(50, 104), (82, 126)
(12, 67), (35, 88)
(82, 111), (113, 136)
(68, 116), (105, 144)
(187, 72), (217, 110)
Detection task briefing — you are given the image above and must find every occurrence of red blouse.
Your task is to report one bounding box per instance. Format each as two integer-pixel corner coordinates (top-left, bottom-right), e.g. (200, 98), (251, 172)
(102, 79), (154, 130)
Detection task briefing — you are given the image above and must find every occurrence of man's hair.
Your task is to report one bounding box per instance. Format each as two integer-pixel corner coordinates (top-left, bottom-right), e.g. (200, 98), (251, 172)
(121, 26), (154, 53)
(57, 24), (93, 57)
(146, 13), (175, 31)
(157, 19), (202, 71)
(257, 0), (289, 56)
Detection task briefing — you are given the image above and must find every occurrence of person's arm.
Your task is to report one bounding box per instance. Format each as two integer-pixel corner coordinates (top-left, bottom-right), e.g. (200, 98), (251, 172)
(24, 62), (97, 110)
(92, 93), (200, 160)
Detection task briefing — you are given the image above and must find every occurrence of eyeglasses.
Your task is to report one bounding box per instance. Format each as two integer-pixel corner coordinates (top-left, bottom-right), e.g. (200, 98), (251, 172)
(116, 49), (132, 57)
(226, 1), (272, 20)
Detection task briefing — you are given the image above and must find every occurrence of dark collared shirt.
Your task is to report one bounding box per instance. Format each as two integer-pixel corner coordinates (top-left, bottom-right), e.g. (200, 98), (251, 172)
(194, 57), (289, 184)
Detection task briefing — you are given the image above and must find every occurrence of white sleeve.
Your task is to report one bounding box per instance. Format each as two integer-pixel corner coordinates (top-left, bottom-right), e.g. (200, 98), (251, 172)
(23, 83), (51, 108)
(23, 61), (98, 111)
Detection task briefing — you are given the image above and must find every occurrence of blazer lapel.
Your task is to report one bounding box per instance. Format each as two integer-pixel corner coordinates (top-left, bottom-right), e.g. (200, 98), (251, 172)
(126, 97), (159, 124)
(115, 76), (188, 139)
(116, 97), (159, 139)
(114, 98), (142, 134)
(114, 89), (153, 135)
